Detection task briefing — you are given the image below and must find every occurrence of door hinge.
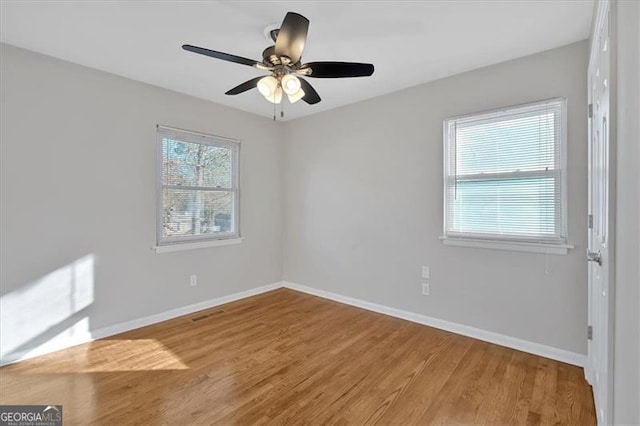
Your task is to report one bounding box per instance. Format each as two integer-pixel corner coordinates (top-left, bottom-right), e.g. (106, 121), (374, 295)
(588, 325), (593, 340)
(588, 103), (593, 118)
(588, 214), (593, 229)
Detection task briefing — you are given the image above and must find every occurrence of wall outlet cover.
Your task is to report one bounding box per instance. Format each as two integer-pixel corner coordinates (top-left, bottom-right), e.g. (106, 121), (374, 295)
(421, 266), (431, 279)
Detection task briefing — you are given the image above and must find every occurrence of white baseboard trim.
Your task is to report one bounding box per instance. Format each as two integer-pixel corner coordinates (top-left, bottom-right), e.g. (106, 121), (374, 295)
(282, 281), (587, 368)
(2, 280), (586, 369)
(0, 282), (282, 367)
(89, 282), (282, 342)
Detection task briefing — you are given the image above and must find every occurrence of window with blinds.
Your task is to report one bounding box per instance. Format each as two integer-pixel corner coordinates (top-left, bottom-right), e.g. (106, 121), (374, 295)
(157, 126), (240, 245)
(443, 99), (567, 245)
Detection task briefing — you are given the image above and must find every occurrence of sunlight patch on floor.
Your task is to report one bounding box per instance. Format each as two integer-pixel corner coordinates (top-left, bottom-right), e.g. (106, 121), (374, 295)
(12, 339), (189, 373)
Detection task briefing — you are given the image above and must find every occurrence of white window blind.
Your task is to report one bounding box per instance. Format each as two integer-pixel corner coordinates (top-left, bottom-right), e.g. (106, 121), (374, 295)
(157, 126), (240, 245)
(443, 99), (567, 245)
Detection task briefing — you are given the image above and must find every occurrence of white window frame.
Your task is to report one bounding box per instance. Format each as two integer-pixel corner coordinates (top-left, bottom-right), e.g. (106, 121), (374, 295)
(441, 98), (573, 254)
(155, 125), (240, 250)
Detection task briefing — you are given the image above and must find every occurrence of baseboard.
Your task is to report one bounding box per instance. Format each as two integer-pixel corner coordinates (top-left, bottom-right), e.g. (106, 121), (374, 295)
(0, 282), (282, 366)
(2, 280), (587, 369)
(282, 281), (587, 367)
(89, 282), (282, 342)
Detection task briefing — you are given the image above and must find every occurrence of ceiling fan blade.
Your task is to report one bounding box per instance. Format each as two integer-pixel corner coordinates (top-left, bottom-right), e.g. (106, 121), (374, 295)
(298, 77), (321, 104)
(275, 12), (309, 64)
(182, 44), (260, 67)
(225, 77), (264, 95)
(299, 62), (374, 78)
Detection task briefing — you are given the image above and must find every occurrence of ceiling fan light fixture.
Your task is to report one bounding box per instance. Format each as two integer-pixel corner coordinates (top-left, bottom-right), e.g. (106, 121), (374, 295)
(257, 76), (278, 97)
(287, 88), (305, 104)
(281, 74), (301, 95)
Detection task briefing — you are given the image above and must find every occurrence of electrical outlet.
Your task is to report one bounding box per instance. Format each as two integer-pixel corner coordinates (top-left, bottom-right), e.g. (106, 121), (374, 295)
(422, 283), (430, 296)
(421, 266), (431, 279)
(190, 275), (197, 286)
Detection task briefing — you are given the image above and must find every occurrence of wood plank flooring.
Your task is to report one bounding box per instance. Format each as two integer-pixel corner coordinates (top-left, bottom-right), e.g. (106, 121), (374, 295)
(0, 288), (595, 425)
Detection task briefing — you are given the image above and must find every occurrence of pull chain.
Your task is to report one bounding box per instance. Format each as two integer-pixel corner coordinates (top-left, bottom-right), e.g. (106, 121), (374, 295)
(270, 81), (286, 120)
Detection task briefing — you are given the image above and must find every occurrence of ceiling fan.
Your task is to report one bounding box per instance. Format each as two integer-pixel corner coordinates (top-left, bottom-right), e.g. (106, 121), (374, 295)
(182, 12), (375, 107)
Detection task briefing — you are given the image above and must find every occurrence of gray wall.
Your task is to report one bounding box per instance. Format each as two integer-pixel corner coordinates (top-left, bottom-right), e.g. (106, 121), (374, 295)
(613, 0), (640, 423)
(0, 44), (284, 361)
(0, 40), (595, 363)
(282, 41), (589, 354)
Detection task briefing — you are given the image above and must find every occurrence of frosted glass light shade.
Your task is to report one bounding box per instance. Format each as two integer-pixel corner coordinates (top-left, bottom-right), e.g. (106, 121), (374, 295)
(265, 86), (283, 104)
(287, 88), (305, 104)
(281, 74), (301, 95)
(257, 76), (278, 97)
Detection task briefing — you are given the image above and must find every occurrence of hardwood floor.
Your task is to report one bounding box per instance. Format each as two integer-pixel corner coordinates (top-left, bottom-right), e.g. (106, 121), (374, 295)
(0, 288), (595, 425)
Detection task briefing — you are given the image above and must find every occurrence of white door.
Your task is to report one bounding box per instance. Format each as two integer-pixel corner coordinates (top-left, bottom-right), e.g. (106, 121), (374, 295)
(587, 1), (614, 424)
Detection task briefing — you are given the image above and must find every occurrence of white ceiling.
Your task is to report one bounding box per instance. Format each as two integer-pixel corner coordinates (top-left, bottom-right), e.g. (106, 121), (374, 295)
(1, 1), (593, 121)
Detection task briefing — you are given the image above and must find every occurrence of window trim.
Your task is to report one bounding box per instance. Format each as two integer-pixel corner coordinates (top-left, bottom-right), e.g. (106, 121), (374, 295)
(439, 236), (574, 255)
(156, 125), (241, 247)
(152, 237), (244, 254)
(441, 98), (570, 252)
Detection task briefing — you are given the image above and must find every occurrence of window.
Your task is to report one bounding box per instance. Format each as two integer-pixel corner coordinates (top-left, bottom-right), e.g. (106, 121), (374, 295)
(443, 98), (568, 250)
(157, 126), (239, 246)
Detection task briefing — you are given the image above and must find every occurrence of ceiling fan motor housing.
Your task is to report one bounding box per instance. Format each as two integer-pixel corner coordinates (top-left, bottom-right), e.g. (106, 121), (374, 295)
(262, 45), (296, 68)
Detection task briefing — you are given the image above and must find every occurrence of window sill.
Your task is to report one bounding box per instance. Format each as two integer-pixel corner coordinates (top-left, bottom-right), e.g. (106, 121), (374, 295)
(153, 238), (243, 254)
(439, 236), (573, 255)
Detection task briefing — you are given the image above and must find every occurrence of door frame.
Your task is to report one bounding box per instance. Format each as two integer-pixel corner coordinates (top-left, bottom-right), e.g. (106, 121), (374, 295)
(586, 0), (616, 424)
